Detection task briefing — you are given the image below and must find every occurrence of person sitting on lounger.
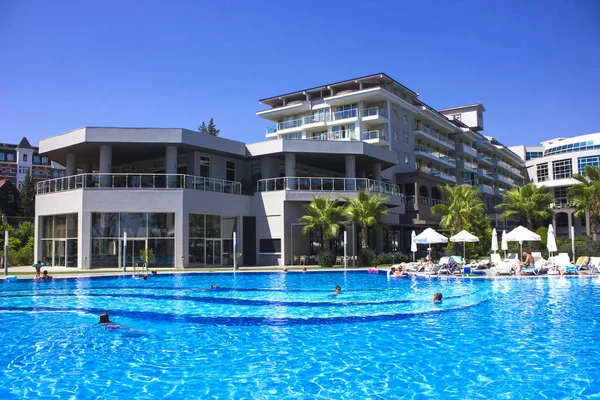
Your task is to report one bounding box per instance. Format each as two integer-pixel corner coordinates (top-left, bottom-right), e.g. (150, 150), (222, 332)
(518, 252), (535, 275)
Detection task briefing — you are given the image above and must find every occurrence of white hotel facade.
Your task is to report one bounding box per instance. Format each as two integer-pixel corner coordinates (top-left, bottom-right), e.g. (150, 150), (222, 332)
(510, 133), (600, 239)
(34, 73), (530, 269)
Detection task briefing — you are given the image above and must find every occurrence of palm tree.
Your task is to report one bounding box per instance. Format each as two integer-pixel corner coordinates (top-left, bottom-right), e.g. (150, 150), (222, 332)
(298, 195), (344, 250)
(496, 183), (553, 230)
(568, 165), (600, 241)
(431, 184), (485, 234)
(343, 189), (389, 250)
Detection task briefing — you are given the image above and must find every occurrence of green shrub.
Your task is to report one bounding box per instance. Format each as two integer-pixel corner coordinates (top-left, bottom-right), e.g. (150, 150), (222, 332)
(358, 248), (376, 267)
(316, 249), (336, 267)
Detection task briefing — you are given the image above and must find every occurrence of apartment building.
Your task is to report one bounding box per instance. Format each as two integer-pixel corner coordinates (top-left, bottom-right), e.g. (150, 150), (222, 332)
(0, 137), (66, 192)
(510, 132), (600, 238)
(33, 73), (527, 269)
(258, 73), (526, 249)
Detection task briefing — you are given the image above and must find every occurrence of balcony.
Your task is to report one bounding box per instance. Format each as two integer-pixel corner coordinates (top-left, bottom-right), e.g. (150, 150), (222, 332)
(36, 173), (242, 195)
(464, 160), (478, 171)
(550, 202), (574, 210)
(478, 184), (497, 196)
(361, 129), (388, 146)
(477, 168), (495, 179)
(461, 143), (478, 157)
(413, 126), (455, 150)
(360, 106), (388, 122)
(417, 166), (457, 183)
(478, 153), (493, 165)
(497, 160), (523, 178)
(414, 145), (456, 167)
(498, 175), (516, 185)
(256, 177), (404, 199)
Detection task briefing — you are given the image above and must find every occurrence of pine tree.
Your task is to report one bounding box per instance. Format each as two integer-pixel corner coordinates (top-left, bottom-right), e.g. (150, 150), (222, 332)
(207, 118), (220, 136)
(198, 122), (208, 134)
(19, 171), (35, 218)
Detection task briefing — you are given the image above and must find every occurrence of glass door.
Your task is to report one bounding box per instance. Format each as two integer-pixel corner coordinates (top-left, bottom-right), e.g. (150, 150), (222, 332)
(205, 240), (222, 266)
(53, 240), (66, 267)
(120, 239), (146, 269)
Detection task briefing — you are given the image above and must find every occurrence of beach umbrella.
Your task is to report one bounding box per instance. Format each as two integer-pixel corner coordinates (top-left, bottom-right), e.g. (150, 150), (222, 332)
(414, 228), (448, 261)
(505, 226), (541, 261)
(501, 230), (508, 258)
(410, 230), (417, 262)
(450, 230), (479, 260)
(547, 224), (557, 260)
(491, 228), (498, 254)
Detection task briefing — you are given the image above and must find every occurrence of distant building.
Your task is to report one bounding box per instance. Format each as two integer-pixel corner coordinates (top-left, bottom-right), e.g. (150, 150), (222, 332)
(510, 132), (600, 238)
(0, 179), (20, 217)
(0, 137), (66, 190)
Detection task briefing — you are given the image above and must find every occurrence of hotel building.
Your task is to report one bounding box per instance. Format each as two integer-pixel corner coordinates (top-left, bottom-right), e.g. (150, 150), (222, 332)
(510, 132), (600, 238)
(33, 73), (526, 269)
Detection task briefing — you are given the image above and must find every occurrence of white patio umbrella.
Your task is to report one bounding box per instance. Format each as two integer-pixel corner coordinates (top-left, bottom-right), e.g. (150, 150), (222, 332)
(414, 228), (448, 261)
(450, 230), (479, 260)
(410, 230), (417, 262)
(501, 229), (508, 259)
(491, 228), (498, 254)
(547, 224), (557, 261)
(505, 225), (541, 261)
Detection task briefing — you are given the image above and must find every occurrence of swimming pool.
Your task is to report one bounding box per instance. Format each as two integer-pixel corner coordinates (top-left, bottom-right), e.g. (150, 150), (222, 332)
(1, 272), (599, 399)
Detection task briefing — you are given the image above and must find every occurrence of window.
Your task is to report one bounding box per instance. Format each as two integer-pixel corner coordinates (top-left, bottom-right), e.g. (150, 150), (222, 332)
(23, 154), (28, 162)
(526, 151), (543, 161)
(393, 108), (398, 119)
(554, 187), (568, 205)
(250, 161), (261, 179)
(259, 239), (281, 253)
(403, 112), (408, 124)
(281, 132), (302, 140)
(33, 155), (40, 164)
(6, 153), (15, 161)
(226, 161), (235, 182)
(578, 156), (600, 172)
(544, 140), (600, 156)
(199, 156), (210, 178)
(553, 159), (572, 180)
(404, 132), (409, 145)
(404, 155), (409, 167)
(394, 129), (399, 141)
(452, 114), (462, 121)
(0, 153), (4, 161)
(536, 163), (549, 182)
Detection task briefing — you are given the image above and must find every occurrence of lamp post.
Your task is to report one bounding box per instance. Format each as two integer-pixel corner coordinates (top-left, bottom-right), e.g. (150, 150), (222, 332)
(233, 231), (237, 271)
(343, 230), (347, 270)
(123, 232), (127, 272)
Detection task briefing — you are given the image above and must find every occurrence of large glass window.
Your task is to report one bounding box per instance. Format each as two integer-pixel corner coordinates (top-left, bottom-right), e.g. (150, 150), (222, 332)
(120, 213), (147, 237)
(544, 140), (600, 156)
(578, 156), (600, 172)
(200, 156), (210, 177)
(206, 215), (221, 238)
(537, 163), (549, 182)
(188, 214), (237, 267)
(148, 213), (175, 237)
(226, 161), (235, 182)
(40, 213), (78, 267)
(92, 213), (119, 237)
(553, 159), (572, 180)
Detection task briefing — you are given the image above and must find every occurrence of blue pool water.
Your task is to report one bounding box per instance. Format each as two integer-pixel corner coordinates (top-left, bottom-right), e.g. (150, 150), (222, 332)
(1, 272), (599, 399)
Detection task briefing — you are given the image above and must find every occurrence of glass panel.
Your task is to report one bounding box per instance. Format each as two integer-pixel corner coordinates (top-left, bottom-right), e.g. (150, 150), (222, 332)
(221, 217), (236, 239)
(92, 213), (119, 237)
(222, 239), (233, 266)
(206, 240), (215, 265)
(132, 240), (146, 266)
(42, 216), (53, 239)
(148, 213), (175, 237)
(120, 213), (147, 237)
(42, 240), (53, 266)
(206, 215), (220, 238)
(66, 214), (78, 238)
(189, 239), (205, 267)
(66, 239), (78, 268)
(189, 214), (205, 238)
(213, 240), (221, 266)
(148, 238), (174, 267)
(91, 239), (119, 268)
(54, 240), (66, 266)
(54, 215), (67, 238)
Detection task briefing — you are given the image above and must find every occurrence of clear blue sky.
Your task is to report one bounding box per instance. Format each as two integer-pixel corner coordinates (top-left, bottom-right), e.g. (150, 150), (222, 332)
(1, 0), (599, 147)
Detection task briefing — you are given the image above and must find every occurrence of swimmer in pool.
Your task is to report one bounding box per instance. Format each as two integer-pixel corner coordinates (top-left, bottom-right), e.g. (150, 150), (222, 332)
(331, 285), (341, 295)
(432, 292), (443, 302)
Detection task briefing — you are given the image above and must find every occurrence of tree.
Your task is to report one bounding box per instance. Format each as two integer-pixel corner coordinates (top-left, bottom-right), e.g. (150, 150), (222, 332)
(298, 195), (344, 250)
(198, 122), (208, 134)
(568, 165), (600, 241)
(431, 184), (485, 234)
(19, 171), (35, 218)
(207, 118), (220, 136)
(343, 189), (389, 250)
(495, 183), (553, 230)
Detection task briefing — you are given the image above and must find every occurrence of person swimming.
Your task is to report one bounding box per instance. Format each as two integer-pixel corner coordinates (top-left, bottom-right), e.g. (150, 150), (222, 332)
(332, 285), (341, 295)
(99, 313), (122, 329)
(432, 292), (443, 302)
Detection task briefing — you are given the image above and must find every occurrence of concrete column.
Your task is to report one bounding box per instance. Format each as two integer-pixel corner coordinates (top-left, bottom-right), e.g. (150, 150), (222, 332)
(586, 210), (591, 236)
(66, 153), (77, 176)
(166, 146), (178, 188)
(373, 163), (382, 181)
(285, 153), (296, 190)
(345, 155), (356, 179)
(99, 145), (112, 187)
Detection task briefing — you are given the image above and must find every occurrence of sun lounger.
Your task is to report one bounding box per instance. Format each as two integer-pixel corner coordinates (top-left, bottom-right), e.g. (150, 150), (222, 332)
(531, 252), (547, 269)
(491, 259), (515, 275)
(591, 257), (600, 274)
(490, 253), (502, 266)
(554, 253), (571, 268)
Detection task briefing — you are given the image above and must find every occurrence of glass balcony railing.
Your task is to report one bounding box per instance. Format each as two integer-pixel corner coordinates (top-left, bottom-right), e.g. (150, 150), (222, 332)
(267, 107), (388, 134)
(256, 177), (403, 199)
(464, 161), (478, 170)
(361, 130), (388, 141)
(359, 107), (388, 118)
(415, 145), (456, 165)
(413, 125), (455, 148)
(479, 154), (493, 164)
(36, 173), (242, 195)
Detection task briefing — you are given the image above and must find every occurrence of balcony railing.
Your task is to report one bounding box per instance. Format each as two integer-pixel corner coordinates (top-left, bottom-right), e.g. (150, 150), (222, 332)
(36, 173), (242, 195)
(497, 160), (523, 177)
(413, 125), (455, 149)
(464, 161), (478, 170)
(462, 144), (477, 157)
(415, 145), (456, 165)
(550, 202), (574, 210)
(256, 177), (404, 199)
(361, 129), (388, 141)
(268, 107), (388, 135)
(479, 154), (493, 164)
